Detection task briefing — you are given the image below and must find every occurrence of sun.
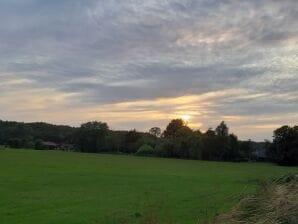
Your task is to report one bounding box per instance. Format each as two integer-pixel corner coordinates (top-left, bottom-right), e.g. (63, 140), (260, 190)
(181, 115), (192, 122)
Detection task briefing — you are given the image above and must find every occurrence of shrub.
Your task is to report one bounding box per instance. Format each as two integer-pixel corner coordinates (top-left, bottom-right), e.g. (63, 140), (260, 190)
(135, 144), (155, 156)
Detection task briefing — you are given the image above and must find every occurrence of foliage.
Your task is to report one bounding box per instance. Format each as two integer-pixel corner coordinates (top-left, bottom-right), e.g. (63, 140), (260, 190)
(163, 119), (186, 138)
(215, 121), (229, 137)
(268, 125), (298, 166)
(2, 119), (296, 165)
(0, 119), (261, 162)
(122, 129), (142, 153)
(135, 144), (155, 156)
(0, 120), (75, 150)
(149, 127), (161, 138)
(76, 121), (109, 153)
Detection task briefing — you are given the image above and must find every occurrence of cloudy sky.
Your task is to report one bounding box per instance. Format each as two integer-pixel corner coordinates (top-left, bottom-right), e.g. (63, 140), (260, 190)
(0, 0), (297, 140)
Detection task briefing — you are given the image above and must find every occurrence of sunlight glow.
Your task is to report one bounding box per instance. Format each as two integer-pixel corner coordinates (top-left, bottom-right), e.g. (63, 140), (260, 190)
(181, 115), (192, 122)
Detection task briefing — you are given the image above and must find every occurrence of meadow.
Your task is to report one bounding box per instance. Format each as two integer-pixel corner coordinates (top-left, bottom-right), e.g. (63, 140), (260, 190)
(0, 149), (297, 224)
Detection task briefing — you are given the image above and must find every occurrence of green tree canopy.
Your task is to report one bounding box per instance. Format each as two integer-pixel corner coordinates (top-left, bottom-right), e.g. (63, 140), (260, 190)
(269, 125), (298, 166)
(163, 119), (187, 138)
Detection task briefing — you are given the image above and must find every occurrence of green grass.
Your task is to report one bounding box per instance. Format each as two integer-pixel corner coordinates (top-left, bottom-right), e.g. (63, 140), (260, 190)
(0, 149), (297, 224)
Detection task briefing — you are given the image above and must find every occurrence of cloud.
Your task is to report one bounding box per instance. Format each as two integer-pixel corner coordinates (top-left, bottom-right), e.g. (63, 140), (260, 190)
(0, 0), (297, 140)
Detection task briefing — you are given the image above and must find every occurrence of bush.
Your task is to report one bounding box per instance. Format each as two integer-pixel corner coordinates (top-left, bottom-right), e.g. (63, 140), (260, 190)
(135, 144), (155, 156)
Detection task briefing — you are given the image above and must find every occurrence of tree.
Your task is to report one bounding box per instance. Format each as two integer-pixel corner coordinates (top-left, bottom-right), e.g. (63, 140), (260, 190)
(105, 131), (125, 152)
(189, 130), (202, 159)
(163, 119), (186, 138)
(149, 127), (161, 137)
(76, 121), (109, 153)
(200, 127), (244, 161)
(161, 119), (197, 159)
(268, 125), (298, 166)
(201, 129), (219, 160)
(80, 121), (109, 131)
(123, 129), (142, 153)
(239, 140), (253, 160)
(226, 134), (240, 161)
(215, 121), (229, 137)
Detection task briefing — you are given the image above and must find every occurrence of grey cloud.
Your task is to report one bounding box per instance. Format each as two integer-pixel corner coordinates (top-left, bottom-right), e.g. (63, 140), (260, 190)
(0, 0), (297, 139)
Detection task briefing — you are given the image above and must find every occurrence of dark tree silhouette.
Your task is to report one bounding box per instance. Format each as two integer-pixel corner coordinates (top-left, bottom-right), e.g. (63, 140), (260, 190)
(215, 121), (229, 137)
(77, 122), (109, 153)
(268, 125), (298, 166)
(149, 127), (161, 137)
(123, 129), (142, 153)
(163, 119), (186, 138)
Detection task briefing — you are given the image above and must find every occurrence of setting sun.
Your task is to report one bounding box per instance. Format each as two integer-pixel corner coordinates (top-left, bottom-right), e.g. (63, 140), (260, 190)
(181, 114), (192, 122)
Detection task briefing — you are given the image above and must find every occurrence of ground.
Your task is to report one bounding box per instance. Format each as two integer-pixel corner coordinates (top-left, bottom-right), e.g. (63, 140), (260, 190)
(0, 149), (297, 224)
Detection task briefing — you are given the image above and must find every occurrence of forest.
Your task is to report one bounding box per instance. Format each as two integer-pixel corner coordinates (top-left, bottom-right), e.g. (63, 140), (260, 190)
(0, 119), (297, 166)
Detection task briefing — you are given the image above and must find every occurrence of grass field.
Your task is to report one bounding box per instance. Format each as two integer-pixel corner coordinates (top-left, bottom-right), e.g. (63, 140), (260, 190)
(0, 149), (297, 224)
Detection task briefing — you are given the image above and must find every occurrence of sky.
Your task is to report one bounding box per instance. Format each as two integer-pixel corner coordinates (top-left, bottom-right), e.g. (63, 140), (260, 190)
(0, 0), (297, 141)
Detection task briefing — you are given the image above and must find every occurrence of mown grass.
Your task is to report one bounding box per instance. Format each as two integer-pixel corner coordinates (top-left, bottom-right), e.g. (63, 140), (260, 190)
(0, 148), (297, 224)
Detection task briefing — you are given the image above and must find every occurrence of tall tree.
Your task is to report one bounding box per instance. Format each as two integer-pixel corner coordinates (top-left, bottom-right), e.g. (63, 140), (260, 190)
(215, 121), (229, 137)
(163, 119), (186, 138)
(123, 129), (142, 153)
(269, 125), (298, 166)
(76, 121), (109, 153)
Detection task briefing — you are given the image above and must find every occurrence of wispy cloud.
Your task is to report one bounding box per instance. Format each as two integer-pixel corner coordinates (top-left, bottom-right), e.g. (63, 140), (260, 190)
(0, 0), (297, 140)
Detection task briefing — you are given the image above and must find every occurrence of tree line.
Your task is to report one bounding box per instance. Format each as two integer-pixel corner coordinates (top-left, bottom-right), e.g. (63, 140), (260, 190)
(0, 119), (297, 166)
